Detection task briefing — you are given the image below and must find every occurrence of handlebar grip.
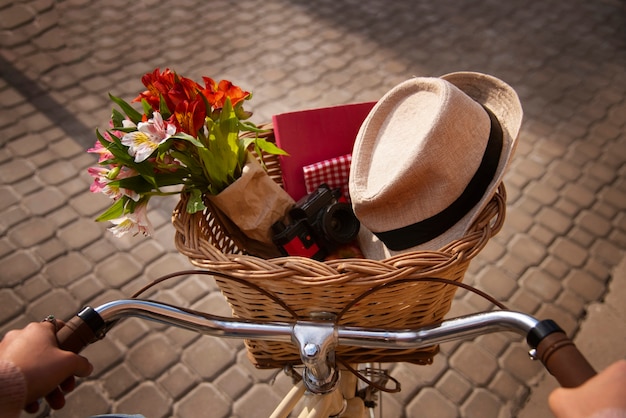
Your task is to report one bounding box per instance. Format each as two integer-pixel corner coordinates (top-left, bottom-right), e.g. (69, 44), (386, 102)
(56, 307), (106, 354)
(534, 330), (597, 388)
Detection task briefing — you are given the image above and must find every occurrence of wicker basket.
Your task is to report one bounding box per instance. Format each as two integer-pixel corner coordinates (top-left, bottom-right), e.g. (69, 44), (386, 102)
(172, 125), (507, 369)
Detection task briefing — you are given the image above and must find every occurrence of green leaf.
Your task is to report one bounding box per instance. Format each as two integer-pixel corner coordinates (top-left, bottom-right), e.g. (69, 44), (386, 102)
(111, 172), (186, 194)
(186, 189), (206, 213)
(141, 98), (153, 116)
(171, 132), (206, 149)
(109, 94), (143, 124)
(111, 109), (126, 128)
(238, 120), (269, 134)
(240, 136), (288, 156)
(95, 197), (130, 222)
(96, 130), (135, 166)
(159, 95), (171, 119)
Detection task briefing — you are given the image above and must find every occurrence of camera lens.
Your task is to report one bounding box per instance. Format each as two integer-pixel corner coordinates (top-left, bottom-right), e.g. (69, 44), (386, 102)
(321, 202), (360, 244)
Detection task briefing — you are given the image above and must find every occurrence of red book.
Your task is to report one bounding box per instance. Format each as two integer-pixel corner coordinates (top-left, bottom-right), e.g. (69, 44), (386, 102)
(272, 102), (376, 200)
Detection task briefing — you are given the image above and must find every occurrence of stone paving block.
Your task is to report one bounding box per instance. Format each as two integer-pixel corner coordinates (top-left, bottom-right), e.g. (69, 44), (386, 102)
(94, 252), (143, 289)
(435, 369), (472, 405)
(45, 251), (92, 287)
(182, 335), (236, 380)
(0, 157), (36, 184)
(175, 383), (231, 418)
(536, 206), (573, 235)
(0, 238), (14, 260)
(0, 250), (42, 286)
(172, 275), (216, 305)
(54, 382), (111, 417)
(554, 195), (581, 218)
(488, 369), (528, 404)
(164, 324), (201, 350)
(102, 363), (140, 400)
(539, 255), (570, 282)
(519, 267), (562, 301)
(144, 252), (192, 280)
(576, 209), (613, 236)
(12, 176), (44, 198)
(7, 216), (56, 247)
(0, 3), (35, 31)
(213, 364), (254, 403)
(475, 332), (513, 358)
(500, 342), (544, 385)
(130, 239), (167, 266)
(591, 238), (623, 266)
(233, 383), (285, 418)
(235, 349), (283, 383)
(79, 332), (123, 377)
(57, 217), (103, 250)
(507, 234), (547, 266)
(107, 317), (150, 348)
(27, 148), (61, 171)
(26, 287), (81, 322)
(35, 237), (68, 262)
(0, 288), (23, 323)
(82, 238), (119, 263)
(158, 362), (200, 400)
(387, 357), (448, 404)
(68, 190), (111, 217)
(549, 237), (589, 268)
(0, 186), (20, 212)
(561, 183), (597, 208)
(38, 159), (80, 185)
(116, 382), (171, 418)
(524, 181), (560, 206)
(68, 274), (106, 302)
(22, 186), (66, 215)
(405, 388), (457, 418)
(569, 225), (596, 248)
(4, 133), (47, 158)
(127, 333), (180, 379)
(191, 290), (235, 318)
(475, 265), (518, 301)
(461, 388), (503, 418)
(563, 268), (606, 302)
(14, 274), (51, 302)
(449, 342), (498, 386)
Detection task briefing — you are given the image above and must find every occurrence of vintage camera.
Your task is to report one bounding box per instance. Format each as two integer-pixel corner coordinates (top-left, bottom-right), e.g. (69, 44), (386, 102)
(272, 184), (360, 260)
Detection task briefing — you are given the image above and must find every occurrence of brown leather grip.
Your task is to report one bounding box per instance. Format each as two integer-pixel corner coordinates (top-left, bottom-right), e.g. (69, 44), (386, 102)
(56, 307), (106, 353)
(535, 331), (597, 388)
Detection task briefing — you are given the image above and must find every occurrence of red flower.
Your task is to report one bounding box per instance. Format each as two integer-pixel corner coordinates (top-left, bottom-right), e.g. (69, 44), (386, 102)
(202, 77), (250, 110)
(173, 98), (206, 136)
(133, 68), (176, 109)
(166, 75), (203, 110)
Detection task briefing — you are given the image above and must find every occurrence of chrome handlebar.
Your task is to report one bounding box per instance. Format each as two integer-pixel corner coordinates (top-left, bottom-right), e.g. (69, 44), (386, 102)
(57, 299), (596, 392)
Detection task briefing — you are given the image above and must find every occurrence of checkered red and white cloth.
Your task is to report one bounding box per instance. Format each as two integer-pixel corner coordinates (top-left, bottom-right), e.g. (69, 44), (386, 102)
(303, 154), (352, 201)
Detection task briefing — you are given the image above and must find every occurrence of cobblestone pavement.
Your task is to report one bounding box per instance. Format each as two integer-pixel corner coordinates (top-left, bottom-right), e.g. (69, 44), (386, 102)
(1, 0), (625, 417)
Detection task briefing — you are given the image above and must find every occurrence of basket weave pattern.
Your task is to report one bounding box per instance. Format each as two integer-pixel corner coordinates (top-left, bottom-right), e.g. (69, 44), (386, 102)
(172, 127), (506, 369)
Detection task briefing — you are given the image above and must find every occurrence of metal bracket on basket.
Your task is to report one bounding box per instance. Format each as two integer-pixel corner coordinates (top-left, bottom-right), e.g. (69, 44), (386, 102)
(292, 312), (339, 394)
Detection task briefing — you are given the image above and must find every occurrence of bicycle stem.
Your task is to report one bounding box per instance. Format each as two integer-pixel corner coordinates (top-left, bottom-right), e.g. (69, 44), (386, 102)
(56, 298), (596, 392)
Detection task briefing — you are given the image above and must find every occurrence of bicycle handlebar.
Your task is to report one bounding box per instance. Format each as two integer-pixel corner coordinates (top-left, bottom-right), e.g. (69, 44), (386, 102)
(56, 299), (596, 388)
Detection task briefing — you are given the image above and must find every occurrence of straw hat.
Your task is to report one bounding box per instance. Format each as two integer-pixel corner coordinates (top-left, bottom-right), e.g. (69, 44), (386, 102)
(349, 71), (522, 259)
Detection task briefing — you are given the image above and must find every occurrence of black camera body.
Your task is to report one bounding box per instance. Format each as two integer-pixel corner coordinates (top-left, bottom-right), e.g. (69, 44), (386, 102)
(272, 184), (360, 260)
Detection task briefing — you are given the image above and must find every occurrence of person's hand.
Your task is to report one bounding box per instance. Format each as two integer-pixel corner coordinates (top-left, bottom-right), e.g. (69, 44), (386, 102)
(0, 320), (93, 413)
(549, 359), (626, 418)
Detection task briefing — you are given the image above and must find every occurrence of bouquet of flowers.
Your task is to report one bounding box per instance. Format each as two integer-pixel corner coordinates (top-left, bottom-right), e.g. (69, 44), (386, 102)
(88, 68), (287, 238)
